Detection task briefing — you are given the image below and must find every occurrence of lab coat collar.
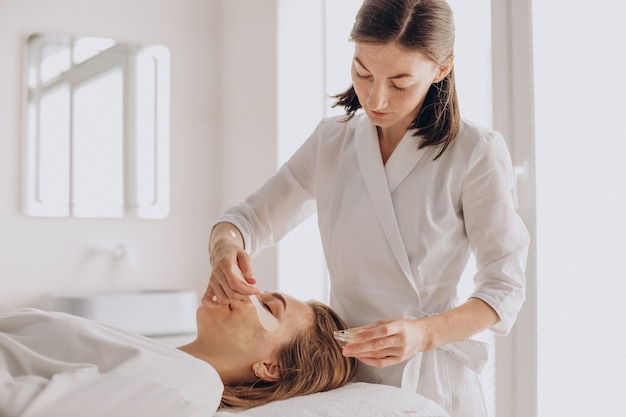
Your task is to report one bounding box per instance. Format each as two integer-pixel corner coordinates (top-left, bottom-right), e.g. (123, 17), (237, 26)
(354, 117), (427, 296)
(384, 129), (427, 192)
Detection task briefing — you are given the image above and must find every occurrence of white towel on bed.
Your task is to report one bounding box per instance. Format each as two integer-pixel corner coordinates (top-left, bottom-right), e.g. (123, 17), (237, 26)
(0, 308), (222, 417)
(214, 382), (449, 417)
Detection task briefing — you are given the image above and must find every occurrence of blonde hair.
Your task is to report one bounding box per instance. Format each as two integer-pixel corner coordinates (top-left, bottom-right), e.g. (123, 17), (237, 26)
(220, 301), (358, 409)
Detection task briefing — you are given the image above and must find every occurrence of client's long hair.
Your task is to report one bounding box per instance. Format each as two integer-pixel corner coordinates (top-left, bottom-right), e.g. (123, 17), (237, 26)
(220, 301), (358, 409)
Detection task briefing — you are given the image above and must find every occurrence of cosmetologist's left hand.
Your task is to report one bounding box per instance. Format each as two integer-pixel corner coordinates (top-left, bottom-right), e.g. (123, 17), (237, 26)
(341, 318), (431, 368)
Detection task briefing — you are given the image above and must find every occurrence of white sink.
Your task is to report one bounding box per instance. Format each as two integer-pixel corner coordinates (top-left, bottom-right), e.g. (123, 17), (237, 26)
(41, 290), (198, 337)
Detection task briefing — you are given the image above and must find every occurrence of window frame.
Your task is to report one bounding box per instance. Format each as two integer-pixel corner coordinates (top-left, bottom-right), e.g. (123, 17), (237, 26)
(491, 1), (537, 416)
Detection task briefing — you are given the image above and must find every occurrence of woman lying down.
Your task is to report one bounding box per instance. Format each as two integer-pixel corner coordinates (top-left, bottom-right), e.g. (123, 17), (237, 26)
(0, 292), (358, 417)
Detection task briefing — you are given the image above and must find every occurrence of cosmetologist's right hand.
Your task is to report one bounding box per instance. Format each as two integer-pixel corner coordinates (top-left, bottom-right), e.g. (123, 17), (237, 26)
(208, 222), (260, 303)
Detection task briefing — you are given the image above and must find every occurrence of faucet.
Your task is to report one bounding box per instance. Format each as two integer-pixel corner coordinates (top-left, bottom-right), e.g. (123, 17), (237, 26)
(86, 241), (139, 271)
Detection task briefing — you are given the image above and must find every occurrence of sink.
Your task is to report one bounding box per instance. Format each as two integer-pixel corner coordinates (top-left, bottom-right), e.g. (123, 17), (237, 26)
(41, 290), (198, 336)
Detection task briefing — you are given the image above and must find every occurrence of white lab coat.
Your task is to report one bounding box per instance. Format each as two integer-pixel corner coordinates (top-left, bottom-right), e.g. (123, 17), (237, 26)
(217, 113), (529, 417)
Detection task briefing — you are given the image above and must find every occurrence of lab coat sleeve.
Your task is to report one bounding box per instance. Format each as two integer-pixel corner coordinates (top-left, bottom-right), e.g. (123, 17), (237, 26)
(461, 131), (530, 335)
(215, 122), (322, 257)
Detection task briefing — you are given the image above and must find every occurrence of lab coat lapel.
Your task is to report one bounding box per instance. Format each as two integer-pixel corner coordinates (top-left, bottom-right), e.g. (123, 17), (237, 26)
(354, 120), (422, 295)
(384, 130), (428, 193)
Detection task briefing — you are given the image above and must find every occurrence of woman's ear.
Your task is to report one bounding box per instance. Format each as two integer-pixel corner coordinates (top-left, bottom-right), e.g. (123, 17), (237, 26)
(433, 56), (453, 83)
(252, 361), (280, 382)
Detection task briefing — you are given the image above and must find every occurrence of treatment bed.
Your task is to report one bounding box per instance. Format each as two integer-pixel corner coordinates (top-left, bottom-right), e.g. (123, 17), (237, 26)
(1, 308), (449, 417)
(216, 382), (449, 417)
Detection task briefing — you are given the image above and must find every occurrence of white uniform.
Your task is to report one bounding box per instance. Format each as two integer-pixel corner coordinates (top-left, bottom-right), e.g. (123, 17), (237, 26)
(0, 308), (223, 417)
(217, 113), (529, 417)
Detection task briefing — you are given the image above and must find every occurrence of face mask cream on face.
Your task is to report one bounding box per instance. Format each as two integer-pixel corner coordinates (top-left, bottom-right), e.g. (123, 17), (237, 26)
(249, 294), (279, 332)
(231, 264), (279, 332)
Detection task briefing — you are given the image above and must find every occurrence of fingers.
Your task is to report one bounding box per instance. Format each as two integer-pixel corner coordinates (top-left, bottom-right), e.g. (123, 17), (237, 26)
(340, 320), (396, 347)
(209, 237), (261, 303)
(343, 333), (401, 359)
(341, 319), (421, 367)
(208, 260), (260, 304)
(207, 280), (228, 303)
(356, 355), (403, 368)
(216, 267), (258, 302)
(237, 260), (257, 286)
(228, 264), (260, 293)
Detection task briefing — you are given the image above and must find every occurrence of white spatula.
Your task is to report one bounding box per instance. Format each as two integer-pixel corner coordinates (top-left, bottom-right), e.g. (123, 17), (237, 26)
(231, 264), (279, 332)
(249, 294), (279, 332)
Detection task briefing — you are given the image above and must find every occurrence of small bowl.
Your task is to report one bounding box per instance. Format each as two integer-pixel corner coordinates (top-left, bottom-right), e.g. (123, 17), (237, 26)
(333, 329), (358, 346)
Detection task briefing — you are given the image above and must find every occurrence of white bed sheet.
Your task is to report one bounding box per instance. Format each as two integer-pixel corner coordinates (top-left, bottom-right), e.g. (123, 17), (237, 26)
(0, 309), (222, 417)
(215, 382), (449, 417)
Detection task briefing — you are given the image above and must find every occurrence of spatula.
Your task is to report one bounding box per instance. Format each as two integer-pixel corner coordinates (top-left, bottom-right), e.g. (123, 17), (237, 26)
(231, 264), (279, 332)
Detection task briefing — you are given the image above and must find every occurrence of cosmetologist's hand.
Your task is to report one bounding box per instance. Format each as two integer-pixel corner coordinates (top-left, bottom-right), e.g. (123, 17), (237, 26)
(341, 318), (431, 368)
(207, 235), (259, 303)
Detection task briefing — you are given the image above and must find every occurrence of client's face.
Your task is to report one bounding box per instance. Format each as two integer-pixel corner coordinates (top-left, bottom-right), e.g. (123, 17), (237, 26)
(196, 291), (314, 362)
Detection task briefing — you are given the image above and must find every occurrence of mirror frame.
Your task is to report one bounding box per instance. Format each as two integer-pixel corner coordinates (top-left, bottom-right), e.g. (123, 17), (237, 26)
(21, 33), (170, 219)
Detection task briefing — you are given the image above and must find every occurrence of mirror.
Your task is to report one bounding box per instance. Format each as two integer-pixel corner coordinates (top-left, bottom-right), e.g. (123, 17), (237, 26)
(22, 34), (170, 218)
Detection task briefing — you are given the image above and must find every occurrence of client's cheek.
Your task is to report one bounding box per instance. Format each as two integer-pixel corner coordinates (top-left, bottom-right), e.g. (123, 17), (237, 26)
(225, 326), (266, 355)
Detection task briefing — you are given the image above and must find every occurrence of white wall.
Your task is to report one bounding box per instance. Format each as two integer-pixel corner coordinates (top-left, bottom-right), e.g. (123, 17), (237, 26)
(275, 0), (327, 302)
(0, 0), (225, 310)
(0, 0), (284, 311)
(534, 1), (626, 415)
(218, 0), (280, 292)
